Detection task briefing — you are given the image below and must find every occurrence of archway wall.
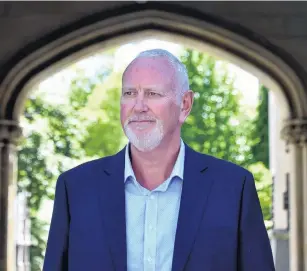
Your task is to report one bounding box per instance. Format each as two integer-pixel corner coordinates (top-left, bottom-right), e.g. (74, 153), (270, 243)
(1, 5), (307, 120)
(1, 2), (307, 70)
(0, 2), (307, 120)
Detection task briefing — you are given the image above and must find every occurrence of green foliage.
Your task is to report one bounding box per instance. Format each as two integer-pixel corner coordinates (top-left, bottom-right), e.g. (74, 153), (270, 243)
(248, 162), (272, 223)
(251, 85), (269, 168)
(249, 85), (271, 226)
(180, 49), (249, 166)
(81, 72), (127, 157)
(18, 70), (107, 270)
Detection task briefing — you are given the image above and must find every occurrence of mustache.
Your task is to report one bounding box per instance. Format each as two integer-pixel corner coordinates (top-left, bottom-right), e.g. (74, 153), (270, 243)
(127, 115), (157, 122)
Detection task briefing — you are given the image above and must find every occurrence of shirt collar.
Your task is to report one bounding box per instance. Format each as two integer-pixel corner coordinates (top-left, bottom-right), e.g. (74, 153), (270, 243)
(124, 139), (185, 183)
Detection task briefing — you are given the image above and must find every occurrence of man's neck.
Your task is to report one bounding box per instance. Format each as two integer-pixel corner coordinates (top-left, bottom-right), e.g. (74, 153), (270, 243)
(130, 135), (181, 191)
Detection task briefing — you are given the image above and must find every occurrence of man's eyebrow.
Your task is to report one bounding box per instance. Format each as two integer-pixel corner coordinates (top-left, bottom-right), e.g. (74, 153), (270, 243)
(122, 85), (165, 91)
(122, 87), (137, 91)
(143, 87), (157, 91)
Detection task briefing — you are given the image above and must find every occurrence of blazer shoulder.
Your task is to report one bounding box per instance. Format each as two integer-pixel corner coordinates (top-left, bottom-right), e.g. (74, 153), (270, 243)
(59, 152), (118, 183)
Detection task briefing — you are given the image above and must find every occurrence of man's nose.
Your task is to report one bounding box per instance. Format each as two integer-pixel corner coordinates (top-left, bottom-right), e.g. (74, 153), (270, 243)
(134, 95), (148, 112)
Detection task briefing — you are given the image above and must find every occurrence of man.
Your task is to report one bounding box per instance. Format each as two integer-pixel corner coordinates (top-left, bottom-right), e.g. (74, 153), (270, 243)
(43, 49), (275, 271)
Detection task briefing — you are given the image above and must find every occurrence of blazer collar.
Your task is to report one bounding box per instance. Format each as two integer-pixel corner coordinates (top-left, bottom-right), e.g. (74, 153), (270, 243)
(97, 142), (214, 271)
(171, 144), (214, 271)
(97, 146), (127, 271)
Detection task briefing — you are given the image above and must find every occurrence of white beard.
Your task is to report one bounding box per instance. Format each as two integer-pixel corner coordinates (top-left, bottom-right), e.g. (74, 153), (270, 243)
(124, 119), (164, 152)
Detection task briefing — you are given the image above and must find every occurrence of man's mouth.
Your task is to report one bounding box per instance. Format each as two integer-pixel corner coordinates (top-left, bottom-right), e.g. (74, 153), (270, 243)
(129, 120), (155, 123)
(128, 120), (155, 130)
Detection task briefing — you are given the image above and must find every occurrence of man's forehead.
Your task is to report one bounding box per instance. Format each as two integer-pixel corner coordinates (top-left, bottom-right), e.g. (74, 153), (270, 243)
(123, 71), (174, 89)
(122, 84), (166, 90)
(125, 57), (175, 75)
(122, 57), (177, 91)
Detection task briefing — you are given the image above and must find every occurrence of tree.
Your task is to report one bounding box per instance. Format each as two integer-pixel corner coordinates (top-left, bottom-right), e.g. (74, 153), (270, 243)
(18, 67), (110, 270)
(249, 85), (271, 225)
(80, 71), (127, 158)
(180, 49), (250, 166)
(251, 85), (269, 168)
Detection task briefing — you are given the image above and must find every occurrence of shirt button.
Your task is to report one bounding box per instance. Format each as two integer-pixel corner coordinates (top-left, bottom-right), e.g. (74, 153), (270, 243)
(147, 257), (152, 263)
(150, 195), (155, 200)
(149, 225), (154, 230)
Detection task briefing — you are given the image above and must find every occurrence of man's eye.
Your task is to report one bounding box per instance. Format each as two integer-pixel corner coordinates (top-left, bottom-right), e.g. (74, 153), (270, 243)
(148, 92), (160, 96)
(123, 91), (133, 96)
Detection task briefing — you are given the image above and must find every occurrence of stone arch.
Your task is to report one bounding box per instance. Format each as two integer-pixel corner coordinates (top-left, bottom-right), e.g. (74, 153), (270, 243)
(0, 4), (307, 119)
(0, 3), (307, 271)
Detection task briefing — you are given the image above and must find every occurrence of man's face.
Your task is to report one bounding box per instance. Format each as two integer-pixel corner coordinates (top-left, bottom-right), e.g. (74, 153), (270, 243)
(120, 57), (185, 152)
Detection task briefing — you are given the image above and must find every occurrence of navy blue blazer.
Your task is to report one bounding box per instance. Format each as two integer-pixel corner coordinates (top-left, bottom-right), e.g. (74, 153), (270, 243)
(43, 143), (275, 271)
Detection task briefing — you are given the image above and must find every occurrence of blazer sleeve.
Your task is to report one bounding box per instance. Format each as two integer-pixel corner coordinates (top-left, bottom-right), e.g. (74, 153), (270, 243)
(238, 172), (275, 271)
(43, 174), (70, 271)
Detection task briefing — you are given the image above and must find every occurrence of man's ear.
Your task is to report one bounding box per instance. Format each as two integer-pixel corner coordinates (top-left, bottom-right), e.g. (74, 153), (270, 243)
(180, 90), (194, 122)
(182, 90), (194, 112)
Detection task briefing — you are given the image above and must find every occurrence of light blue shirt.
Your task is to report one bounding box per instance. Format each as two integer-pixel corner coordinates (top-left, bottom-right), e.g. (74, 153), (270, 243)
(124, 140), (185, 271)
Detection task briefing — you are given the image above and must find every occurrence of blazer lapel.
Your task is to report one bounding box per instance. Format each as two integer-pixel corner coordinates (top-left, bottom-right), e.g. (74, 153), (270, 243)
(172, 144), (215, 271)
(96, 147), (127, 271)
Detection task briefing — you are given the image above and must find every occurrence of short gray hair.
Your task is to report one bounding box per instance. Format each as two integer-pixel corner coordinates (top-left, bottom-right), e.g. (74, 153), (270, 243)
(123, 48), (190, 102)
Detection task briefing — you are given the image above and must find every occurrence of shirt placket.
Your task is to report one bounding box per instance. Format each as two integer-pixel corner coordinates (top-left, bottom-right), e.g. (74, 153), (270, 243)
(143, 193), (158, 271)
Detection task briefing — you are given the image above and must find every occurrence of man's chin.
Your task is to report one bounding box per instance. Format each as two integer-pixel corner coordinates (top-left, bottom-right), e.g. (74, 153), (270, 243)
(133, 144), (158, 153)
(129, 137), (163, 153)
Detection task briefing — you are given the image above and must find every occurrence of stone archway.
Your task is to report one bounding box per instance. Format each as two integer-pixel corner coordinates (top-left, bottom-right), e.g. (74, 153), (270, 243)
(0, 4), (307, 271)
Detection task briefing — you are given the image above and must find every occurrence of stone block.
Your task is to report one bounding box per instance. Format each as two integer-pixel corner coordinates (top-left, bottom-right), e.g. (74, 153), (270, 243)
(6, 2), (127, 17)
(284, 17), (307, 37)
